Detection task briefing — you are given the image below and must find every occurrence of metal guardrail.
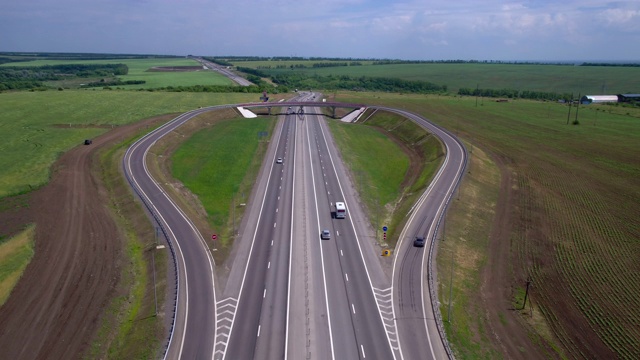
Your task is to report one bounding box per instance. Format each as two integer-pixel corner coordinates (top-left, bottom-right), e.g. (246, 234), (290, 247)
(373, 106), (467, 360)
(122, 148), (179, 360)
(121, 103), (466, 359)
(425, 122), (468, 360)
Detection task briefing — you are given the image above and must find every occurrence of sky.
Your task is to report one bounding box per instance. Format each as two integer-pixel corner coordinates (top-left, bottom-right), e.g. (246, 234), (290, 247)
(1, 0), (639, 61)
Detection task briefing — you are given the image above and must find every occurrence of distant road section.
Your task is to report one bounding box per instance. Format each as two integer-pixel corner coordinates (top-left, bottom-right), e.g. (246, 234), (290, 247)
(194, 57), (253, 86)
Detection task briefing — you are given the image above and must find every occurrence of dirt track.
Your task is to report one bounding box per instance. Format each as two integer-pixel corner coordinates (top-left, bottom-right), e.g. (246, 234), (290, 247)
(0, 116), (165, 359)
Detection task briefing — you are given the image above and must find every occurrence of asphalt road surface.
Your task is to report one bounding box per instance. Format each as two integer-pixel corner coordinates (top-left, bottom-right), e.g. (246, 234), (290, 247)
(124, 99), (466, 360)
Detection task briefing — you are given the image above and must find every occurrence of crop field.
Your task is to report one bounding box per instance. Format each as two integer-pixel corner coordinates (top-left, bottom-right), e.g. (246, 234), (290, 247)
(336, 91), (640, 358)
(234, 60), (640, 95)
(0, 57), (234, 89)
(0, 91), (260, 198)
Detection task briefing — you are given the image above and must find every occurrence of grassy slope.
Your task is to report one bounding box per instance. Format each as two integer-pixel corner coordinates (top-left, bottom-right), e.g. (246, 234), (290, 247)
(326, 111), (443, 247)
(0, 91), (260, 198)
(170, 117), (275, 250)
(0, 224), (35, 306)
(234, 61), (640, 94)
(337, 91), (640, 359)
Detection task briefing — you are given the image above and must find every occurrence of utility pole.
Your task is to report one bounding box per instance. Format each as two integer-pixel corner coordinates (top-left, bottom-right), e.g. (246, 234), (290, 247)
(446, 220), (455, 323)
(566, 93), (573, 125)
(574, 93), (581, 124)
(475, 83), (479, 107)
(522, 276), (533, 310)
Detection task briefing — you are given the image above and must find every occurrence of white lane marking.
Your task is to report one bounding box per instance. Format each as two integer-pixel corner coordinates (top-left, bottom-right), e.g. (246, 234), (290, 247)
(305, 112), (336, 359)
(257, 325), (261, 337)
(352, 304), (356, 314)
(263, 289), (267, 298)
(225, 115), (289, 360)
(340, 250), (343, 256)
(268, 261), (271, 269)
(276, 208), (279, 213)
(361, 345), (366, 358)
(274, 222), (276, 228)
(345, 273), (349, 282)
(336, 231), (339, 236)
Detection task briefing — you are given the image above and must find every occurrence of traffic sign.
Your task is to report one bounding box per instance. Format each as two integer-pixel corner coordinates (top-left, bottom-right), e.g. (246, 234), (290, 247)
(382, 226), (388, 232)
(212, 234), (218, 240)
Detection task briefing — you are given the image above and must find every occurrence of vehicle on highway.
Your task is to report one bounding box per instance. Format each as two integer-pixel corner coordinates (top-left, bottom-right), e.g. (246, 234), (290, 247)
(276, 157), (283, 164)
(335, 202), (346, 219)
(321, 229), (331, 240)
(414, 236), (426, 247)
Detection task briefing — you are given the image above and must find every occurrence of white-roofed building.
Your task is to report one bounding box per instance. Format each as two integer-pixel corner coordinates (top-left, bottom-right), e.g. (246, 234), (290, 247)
(580, 95), (619, 104)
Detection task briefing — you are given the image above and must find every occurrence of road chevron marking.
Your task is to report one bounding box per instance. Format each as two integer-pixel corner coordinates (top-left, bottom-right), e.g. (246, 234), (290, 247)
(372, 287), (400, 357)
(214, 297), (239, 358)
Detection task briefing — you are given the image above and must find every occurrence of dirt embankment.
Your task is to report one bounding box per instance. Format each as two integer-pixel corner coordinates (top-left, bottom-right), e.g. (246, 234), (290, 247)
(0, 116), (169, 359)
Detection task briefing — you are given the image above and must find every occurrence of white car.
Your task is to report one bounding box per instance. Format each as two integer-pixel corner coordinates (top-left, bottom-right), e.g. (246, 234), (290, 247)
(321, 230), (331, 240)
(276, 157), (283, 164)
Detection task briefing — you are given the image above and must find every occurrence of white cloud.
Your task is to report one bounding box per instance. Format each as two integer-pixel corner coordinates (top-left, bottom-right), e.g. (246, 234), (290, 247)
(0, 0), (638, 60)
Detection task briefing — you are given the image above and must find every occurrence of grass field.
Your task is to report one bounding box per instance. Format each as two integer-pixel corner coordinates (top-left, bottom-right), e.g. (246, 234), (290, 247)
(436, 145), (503, 359)
(336, 91), (640, 359)
(233, 60), (640, 95)
(170, 117), (275, 249)
(326, 110), (443, 247)
(0, 91), (262, 198)
(0, 224), (34, 307)
(1, 57), (234, 89)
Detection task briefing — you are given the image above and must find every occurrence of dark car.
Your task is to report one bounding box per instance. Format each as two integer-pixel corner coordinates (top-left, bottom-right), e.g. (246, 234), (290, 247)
(414, 236), (425, 247)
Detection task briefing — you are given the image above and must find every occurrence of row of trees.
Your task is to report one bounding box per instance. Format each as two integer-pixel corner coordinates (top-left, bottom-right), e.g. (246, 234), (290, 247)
(270, 73), (446, 93)
(457, 87), (573, 101)
(0, 64), (129, 90)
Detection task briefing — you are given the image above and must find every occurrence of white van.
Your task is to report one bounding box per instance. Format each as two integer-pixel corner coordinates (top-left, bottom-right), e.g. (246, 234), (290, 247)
(335, 202), (346, 219)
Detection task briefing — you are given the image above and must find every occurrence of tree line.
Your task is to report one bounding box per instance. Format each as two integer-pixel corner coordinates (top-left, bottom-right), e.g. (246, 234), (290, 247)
(457, 87), (573, 101)
(0, 63), (129, 91)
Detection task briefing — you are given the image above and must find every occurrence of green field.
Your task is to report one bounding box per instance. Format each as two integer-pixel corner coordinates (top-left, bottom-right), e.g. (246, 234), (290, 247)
(234, 60), (640, 95)
(1, 57), (234, 89)
(336, 91), (640, 358)
(0, 91), (260, 198)
(327, 111), (443, 246)
(170, 117), (274, 245)
(0, 224), (35, 306)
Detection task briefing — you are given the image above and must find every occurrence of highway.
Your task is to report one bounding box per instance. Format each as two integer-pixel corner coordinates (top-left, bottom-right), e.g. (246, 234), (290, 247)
(123, 98), (466, 360)
(123, 106), (233, 360)
(194, 57), (254, 86)
(375, 106), (466, 360)
(219, 95), (395, 359)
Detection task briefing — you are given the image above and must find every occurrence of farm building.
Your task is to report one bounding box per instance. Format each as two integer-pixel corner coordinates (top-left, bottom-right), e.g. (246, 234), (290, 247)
(580, 95), (619, 104)
(619, 94), (640, 103)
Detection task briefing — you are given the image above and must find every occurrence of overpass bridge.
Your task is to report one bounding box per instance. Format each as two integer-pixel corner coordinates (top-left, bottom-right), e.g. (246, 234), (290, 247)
(237, 101), (366, 118)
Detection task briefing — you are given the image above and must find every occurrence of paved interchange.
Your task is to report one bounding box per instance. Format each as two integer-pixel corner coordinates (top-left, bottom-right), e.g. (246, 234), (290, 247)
(123, 95), (466, 359)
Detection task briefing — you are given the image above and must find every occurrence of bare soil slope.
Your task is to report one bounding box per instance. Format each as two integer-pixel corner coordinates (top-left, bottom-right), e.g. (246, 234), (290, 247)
(0, 116), (166, 359)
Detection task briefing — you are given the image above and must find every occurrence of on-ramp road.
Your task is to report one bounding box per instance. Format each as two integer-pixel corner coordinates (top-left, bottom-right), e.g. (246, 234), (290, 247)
(124, 101), (466, 359)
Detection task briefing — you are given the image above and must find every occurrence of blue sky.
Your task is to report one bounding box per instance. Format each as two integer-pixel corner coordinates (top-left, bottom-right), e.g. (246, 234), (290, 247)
(1, 0), (639, 61)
